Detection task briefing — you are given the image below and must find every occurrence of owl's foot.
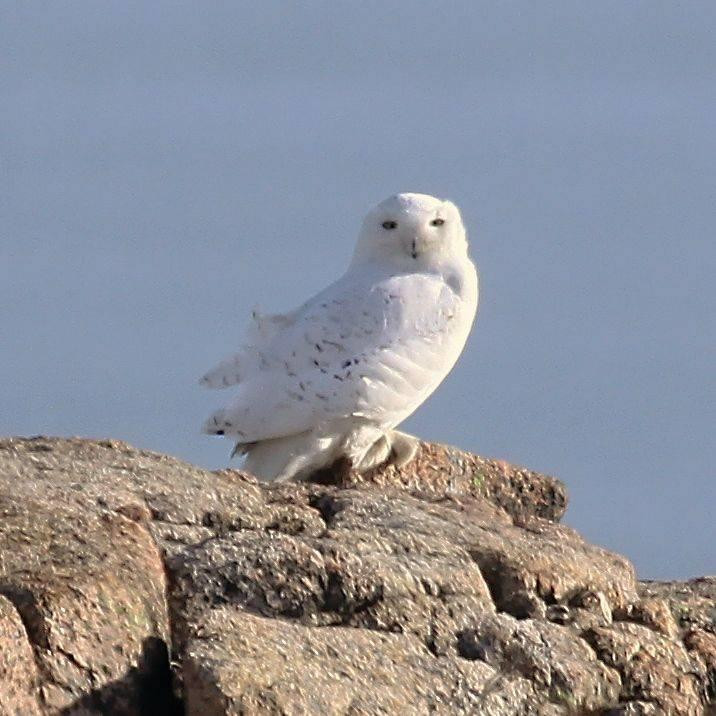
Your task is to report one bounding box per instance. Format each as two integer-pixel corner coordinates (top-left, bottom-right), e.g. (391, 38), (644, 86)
(356, 429), (420, 472)
(385, 430), (420, 468)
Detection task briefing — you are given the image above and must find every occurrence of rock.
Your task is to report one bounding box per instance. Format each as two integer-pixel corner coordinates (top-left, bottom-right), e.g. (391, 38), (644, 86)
(584, 622), (704, 715)
(0, 436), (713, 715)
(684, 629), (716, 705)
(456, 611), (621, 712)
(0, 438), (177, 713)
(348, 440), (569, 523)
(614, 597), (680, 639)
(639, 577), (716, 634)
(606, 701), (661, 715)
(169, 490), (497, 661)
(0, 595), (42, 715)
(183, 608), (552, 715)
(637, 578), (716, 708)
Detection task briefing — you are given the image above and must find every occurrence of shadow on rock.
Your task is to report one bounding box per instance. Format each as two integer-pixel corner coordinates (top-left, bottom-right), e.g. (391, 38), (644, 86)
(59, 637), (182, 716)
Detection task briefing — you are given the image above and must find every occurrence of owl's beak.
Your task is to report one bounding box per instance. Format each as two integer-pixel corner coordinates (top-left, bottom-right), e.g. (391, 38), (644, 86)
(411, 238), (418, 259)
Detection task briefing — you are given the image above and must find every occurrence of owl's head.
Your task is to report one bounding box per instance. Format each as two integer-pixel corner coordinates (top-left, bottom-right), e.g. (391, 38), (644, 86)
(352, 193), (468, 267)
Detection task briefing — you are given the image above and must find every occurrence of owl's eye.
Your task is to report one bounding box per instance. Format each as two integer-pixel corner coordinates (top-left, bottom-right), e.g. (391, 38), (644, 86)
(430, 218), (445, 227)
(382, 220), (397, 230)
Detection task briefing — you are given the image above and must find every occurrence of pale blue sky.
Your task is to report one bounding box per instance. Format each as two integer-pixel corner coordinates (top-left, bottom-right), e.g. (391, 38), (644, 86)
(2, 2), (714, 579)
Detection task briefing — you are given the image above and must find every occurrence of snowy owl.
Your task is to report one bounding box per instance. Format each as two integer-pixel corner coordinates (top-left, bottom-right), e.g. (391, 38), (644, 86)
(201, 192), (479, 481)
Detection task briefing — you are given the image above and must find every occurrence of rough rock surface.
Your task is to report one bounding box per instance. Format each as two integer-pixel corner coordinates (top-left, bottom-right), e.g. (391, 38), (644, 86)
(0, 436), (713, 715)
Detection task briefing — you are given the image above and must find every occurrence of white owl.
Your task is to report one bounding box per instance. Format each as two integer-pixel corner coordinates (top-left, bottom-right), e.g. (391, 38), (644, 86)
(201, 193), (479, 481)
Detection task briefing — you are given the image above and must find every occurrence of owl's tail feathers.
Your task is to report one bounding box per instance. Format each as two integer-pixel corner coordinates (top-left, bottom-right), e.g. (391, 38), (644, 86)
(240, 431), (331, 482)
(236, 426), (420, 483)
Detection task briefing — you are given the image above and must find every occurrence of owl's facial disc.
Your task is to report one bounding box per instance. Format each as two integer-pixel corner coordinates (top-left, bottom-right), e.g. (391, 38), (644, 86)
(352, 192), (467, 266)
(378, 201), (452, 259)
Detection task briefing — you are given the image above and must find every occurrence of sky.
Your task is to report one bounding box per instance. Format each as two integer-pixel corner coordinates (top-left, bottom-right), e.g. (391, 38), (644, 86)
(2, 2), (714, 580)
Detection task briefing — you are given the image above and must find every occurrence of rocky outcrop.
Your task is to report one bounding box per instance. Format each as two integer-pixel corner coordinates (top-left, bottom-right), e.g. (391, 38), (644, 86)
(0, 436), (713, 715)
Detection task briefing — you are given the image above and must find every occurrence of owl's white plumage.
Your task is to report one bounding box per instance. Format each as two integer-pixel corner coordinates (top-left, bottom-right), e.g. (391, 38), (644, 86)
(201, 193), (479, 481)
